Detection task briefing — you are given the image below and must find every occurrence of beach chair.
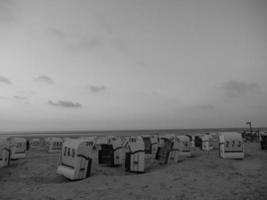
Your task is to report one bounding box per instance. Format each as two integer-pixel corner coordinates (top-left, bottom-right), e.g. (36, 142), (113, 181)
(219, 132), (244, 159)
(260, 132), (267, 150)
(57, 138), (94, 180)
(47, 137), (63, 153)
(142, 135), (159, 158)
(176, 135), (191, 158)
(186, 134), (195, 148)
(194, 135), (202, 148)
(156, 135), (179, 164)
(0, 137), (11, 168)
(208, 133), (219, 150)
(8, 137), (26, 159)
(30, 138), (41, 150)
(96, 136), (124, 166)
(198, 134), (211, 151)
(124, 136), (145, 173)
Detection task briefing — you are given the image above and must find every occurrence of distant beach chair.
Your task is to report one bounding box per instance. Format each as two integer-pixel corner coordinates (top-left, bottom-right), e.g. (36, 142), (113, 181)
(201, 134), (212, 151)
(96, 136), (124, 166)
(194, 134), (212, 151)
(30, 138), (41, 150)
(142, 135), (159, 158)
(260, 132), (267, 150)
(218, 132), (244, 159)
(26, 140), (30, 151)
(57, 138), (94, 180)
(186, 134), (195, 148)
(209, 133), (220, 150)
(194, 135), (202, 148)
(46, 137), (63, 153)
(175, 135), (191, 158)
(8, 137), (26, 159)
(156, 135), (179, 164)
(0, 137), (11, 168)
(124, 136), (145, 173)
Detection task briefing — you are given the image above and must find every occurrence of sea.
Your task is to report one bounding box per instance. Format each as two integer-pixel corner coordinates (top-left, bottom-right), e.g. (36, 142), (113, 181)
(0, 127), (266, 138)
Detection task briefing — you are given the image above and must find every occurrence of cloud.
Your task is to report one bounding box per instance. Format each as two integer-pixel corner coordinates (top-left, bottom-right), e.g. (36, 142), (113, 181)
(46, 27), (103, 52)
(87, 85), (106, 93)
(19, 90), (36, 95)
(135, 60), (149, 68)
(184, 104), (215, 112)
(48, 100), (82, 108)
(34, 75), (54, 84)
(47, 27), (66, 38)
(0, 76), (12, 84)
(195, 104), (215, 111)
(68, 38), (102, 52)
(222, 80), (260, 97)
(93, 13), (113, 34)
(14, 96), (28, 100)
(111, 39), (134, 56)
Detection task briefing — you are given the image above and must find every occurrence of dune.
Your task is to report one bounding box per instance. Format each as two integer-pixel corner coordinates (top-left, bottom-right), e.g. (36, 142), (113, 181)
(0, 143), (267, 200)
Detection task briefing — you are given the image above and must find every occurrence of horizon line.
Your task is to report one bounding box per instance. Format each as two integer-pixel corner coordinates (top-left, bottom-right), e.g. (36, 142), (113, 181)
(0, 126), (266, 135)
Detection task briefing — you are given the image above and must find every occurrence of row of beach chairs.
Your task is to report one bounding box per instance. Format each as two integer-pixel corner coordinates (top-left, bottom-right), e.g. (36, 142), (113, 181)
(0, 137), (63, 168)
(1, 132), (267, 180)
(56, 132), (247, 180)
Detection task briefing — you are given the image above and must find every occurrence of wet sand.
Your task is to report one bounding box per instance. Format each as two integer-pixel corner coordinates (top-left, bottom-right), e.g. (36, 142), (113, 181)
(1, 142), (266, 200)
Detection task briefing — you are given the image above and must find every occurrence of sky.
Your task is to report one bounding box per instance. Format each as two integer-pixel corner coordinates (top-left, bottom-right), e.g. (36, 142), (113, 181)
(0, 0), (267, 132)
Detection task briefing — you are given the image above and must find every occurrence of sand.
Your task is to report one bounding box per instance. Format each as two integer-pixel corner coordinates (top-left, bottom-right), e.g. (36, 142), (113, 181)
(0, 142), (266, 200)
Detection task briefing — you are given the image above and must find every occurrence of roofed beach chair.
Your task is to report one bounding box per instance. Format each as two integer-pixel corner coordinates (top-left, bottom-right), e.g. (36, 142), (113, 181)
(219, 132), (244, 159)
(57, 138), (94, 180)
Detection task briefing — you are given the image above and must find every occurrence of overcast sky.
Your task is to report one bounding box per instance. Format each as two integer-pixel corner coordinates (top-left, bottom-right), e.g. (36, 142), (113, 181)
(0, 0), (266, 131)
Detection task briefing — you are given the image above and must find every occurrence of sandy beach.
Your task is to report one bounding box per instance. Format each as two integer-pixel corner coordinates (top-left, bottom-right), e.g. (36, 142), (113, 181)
(1, 0), (267, 199)
(0, 142), (266, 200)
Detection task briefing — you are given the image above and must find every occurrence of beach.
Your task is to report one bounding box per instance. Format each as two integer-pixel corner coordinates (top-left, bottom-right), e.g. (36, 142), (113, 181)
(0, 142), (266, 200)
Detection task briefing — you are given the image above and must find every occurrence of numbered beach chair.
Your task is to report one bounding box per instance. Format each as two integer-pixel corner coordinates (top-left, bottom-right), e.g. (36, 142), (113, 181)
(219, 132), (244, 159)
(30, 138), (41, 150)
(98, 136), (124, 166)
(156, 135), (179, 164)
(47, 137), (63, 153)
(124, 136), (145, 173)
(8, 137), (26, 159)
(0, 137), (10, 168)
(176, 135), (191, 158)
(57, 138), (94, 180)
(259, 132), (267, 150)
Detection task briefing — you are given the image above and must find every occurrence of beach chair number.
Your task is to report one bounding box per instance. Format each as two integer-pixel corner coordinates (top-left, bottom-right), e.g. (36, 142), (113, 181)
(238, 141), (241, 147)
(64, 147), (67, 156)
(72, 149), (75, 158)
(130, 138), (137, 142)
(86, 142), (93, 146)
(232, 141), (235, 147)
(63, 147), (75, 157)
(226, 141), (230, 148)
(67, 148), (70, 156)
